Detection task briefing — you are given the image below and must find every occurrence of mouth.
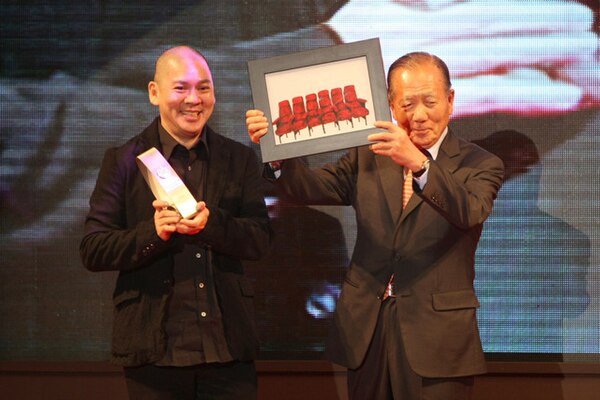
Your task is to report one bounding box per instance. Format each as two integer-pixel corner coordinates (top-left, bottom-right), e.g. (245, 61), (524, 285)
(411, 127), (429, 135)
(181, 110), (202, 118)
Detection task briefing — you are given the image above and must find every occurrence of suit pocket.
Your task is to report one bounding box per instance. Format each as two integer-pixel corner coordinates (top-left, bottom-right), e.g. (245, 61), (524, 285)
(344, 276), (359, 288)
(432, 289), (479, 311)
(112, 289), (143, 355)
(113, 289), (141, 309)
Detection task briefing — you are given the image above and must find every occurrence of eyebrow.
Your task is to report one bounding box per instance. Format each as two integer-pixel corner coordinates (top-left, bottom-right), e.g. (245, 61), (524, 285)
(172, 79), (212, 85)
(403, 92), (437, 100)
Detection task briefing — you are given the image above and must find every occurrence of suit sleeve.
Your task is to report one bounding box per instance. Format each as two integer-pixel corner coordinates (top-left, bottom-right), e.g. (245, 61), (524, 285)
(418, 147), (504, 230)
(269, 148), (359, 206)
(80, 146), (174, 272)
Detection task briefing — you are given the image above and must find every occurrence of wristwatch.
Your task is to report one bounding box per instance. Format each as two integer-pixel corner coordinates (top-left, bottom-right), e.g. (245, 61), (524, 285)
(413, 158), (431, 178)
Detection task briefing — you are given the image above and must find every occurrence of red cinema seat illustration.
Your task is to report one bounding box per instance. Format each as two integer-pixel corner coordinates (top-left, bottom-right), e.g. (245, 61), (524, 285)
(318, 89), (339, 133)
(331, 87), (353, 128)
(273, 100), (293, 142)
(305, 93), (321, 135)
(343, 85), (369, 125)
(291, 96), (308, 139)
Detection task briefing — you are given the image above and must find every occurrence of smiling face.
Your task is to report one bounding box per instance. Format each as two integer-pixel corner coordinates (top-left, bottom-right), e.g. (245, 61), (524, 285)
(148, 47), (215, 143)
(388, 61), (454, 149)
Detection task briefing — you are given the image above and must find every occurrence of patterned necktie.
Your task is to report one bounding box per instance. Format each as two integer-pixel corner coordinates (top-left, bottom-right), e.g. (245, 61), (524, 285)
(402, 168), (413, 209)
(403, 149), (432, 209)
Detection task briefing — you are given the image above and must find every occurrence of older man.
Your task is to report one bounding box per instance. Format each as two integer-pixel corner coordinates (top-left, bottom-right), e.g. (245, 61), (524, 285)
(247, 52), (504, 399)
(81, 46), (272, 399)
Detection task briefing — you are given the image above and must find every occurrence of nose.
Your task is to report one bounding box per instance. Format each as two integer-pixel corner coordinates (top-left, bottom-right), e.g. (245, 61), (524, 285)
(185, 90), (201, 104)
(412, 103), (427, 122)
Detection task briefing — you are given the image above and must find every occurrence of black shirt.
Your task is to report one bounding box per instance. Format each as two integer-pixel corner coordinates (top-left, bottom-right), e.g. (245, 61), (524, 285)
(156, 123), (233, 366)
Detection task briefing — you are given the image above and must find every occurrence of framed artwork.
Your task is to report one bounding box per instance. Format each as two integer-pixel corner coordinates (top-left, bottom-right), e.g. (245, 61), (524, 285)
(247, 38), (391, 162)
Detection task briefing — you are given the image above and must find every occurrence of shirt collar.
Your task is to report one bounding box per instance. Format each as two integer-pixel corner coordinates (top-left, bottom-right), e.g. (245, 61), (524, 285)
(424, 127), (448, 160)
(158, 122), (209, 160)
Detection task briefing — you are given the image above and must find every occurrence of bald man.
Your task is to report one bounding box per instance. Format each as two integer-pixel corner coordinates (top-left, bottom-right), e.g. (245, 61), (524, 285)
(81, 46), (272, 399)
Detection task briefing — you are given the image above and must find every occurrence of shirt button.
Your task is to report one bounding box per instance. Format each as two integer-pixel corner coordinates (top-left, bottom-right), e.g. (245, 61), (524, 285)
(188, 166), (192, 171)
(195, 253), (202, 259)
(198, 282), (205, 289)
(200, 311), (207, 318)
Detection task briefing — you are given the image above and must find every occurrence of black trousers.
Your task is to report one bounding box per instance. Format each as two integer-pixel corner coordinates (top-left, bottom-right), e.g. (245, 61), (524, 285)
(347, 298), (474, 400)
(123, 361), (256, 400)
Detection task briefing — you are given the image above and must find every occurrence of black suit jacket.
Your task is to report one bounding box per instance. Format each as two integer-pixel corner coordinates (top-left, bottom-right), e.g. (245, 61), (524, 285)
(80, 117), (272, 366)
(272, 130), (503, 377)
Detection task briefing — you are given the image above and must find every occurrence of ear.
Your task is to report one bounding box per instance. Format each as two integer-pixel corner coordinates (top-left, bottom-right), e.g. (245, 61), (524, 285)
(389, 94), (400, 122)
(148, 81), (159, 106)
(447, 88), (455, 116)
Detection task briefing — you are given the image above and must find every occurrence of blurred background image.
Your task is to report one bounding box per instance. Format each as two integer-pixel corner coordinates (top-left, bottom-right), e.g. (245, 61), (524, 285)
(1, 0), (599, 362)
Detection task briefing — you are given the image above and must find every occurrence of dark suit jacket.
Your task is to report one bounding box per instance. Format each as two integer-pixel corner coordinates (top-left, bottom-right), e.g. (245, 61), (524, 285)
(271, 130), (503, 377)
(80, 117), (272, 366)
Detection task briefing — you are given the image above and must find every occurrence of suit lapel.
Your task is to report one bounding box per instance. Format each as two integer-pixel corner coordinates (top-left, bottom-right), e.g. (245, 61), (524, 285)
(397, 130), (461, 224)
(400, 184), (423, 220)
(204, 129), (230, 206)
(375, 153), (405, 225)
(435, 130), (461, 175)
(138, 117), (162, 151)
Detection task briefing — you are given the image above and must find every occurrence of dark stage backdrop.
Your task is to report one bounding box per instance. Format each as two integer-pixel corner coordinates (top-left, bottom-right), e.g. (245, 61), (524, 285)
(1, 0), (599, 362)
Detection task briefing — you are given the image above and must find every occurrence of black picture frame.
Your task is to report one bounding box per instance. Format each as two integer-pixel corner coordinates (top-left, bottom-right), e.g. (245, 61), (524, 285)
(247, 38), (391, 162)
